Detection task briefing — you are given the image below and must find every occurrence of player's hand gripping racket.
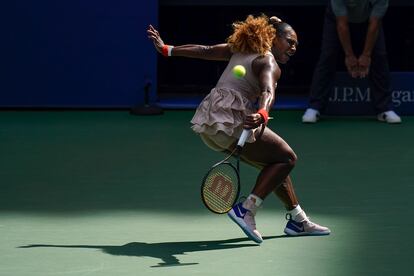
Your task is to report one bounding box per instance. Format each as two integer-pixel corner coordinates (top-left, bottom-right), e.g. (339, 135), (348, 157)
(201, 129), (250, 214)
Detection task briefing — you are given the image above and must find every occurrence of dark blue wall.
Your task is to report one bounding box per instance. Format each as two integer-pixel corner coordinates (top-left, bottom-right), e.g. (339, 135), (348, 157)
(1, 1), (158, 107)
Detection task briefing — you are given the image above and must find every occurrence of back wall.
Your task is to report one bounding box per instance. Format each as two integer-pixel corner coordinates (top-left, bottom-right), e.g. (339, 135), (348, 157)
(1, 1), (158, 108)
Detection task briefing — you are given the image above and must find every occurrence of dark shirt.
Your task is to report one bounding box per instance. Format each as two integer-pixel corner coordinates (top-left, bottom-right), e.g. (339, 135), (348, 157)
(331, 0), (388, 23)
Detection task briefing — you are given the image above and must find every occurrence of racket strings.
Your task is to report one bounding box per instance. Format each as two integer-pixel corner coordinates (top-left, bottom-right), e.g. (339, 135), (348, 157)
(202, 163), (239, 213)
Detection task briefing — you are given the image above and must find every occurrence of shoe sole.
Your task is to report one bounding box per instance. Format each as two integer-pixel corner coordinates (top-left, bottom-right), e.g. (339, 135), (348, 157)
(284, 228), (331, 236)
(378, 119), (402, 124)
(377, 116), (402, 124)
(302, 117), (319, 123)
(228, 211), (263, 244)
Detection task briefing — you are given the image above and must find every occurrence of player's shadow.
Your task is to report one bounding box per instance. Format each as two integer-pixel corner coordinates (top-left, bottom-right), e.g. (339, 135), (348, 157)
(19, 235), (285, 267)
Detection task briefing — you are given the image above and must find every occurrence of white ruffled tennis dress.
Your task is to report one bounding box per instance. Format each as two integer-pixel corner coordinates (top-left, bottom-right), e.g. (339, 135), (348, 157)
(191, 52), (273, 150)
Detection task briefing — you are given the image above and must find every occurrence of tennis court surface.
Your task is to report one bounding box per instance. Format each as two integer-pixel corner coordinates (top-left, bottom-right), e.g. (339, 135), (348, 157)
(0, 110), (412, 276)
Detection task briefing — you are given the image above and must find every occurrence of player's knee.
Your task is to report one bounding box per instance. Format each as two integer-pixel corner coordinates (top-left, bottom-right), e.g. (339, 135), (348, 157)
(286, 151), (297, 167)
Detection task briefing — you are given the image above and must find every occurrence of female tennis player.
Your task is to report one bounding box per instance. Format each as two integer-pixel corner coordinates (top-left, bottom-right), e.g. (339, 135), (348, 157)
(147, 14), (330, 243)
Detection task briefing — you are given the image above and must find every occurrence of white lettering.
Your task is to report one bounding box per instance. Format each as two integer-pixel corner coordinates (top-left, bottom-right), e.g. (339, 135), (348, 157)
(392, 90), (414, 107)
(329, 86), (371, 103)
(355, 87), (371, 102)
(343, 87), (354, 102)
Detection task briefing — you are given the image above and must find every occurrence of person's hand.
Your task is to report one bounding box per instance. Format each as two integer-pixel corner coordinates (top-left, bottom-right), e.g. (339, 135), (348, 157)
(147, 25), (165, 55)
(243, 113), (264, 129)
(345, 55), (359, 78)
(357, 54), (371, 78)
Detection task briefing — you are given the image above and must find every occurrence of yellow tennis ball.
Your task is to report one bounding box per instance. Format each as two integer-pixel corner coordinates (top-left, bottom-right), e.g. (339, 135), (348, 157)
(232, 65), (246, 78)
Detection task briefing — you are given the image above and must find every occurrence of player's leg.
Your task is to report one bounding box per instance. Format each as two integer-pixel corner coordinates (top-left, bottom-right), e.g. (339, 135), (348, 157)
(239, 127), (330, 236)
(303, 4), (340, 123)
(368, 26), (401, 123)
(273, 175), (298, 209)
(273, 176), (330, 236)
(227, 127), (296, 243)
(242, 128), (297, 199)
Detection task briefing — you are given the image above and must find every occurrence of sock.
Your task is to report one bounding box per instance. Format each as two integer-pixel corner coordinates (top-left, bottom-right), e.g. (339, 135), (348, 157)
(288, 205), (308, 222)
(242, 194), (263, 215)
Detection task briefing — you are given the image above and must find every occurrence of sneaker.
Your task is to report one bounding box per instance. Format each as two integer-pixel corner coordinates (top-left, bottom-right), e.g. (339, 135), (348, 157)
(302, 108), (320, 123)
(284, 214), (331, 236)
(228, 202), (263, 244)
(377, 110), (402, 124)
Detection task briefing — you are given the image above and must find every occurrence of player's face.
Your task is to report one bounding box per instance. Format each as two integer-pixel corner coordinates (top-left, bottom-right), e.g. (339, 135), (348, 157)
(273, 28), (298, 64)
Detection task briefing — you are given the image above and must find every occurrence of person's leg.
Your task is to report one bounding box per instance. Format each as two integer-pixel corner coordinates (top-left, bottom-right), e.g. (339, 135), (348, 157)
(227, 128), (295, 243)
(235, 128), (330, 237)
(368, 26), (401, 123)
(238, 156), (299, 210)
(368, 26), (392, 113)
(307, 5), (341, 112)
(242, 128), (297, 199)
(273, 175), (299, 210)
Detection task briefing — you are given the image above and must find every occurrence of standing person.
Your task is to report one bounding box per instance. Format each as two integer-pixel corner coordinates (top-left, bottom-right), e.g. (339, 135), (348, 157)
(147, 14), (330, 244)
(302, 0), (401, 123)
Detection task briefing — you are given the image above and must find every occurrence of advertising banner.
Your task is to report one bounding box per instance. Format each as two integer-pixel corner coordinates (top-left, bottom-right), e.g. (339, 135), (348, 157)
(324, 72), (414, 115)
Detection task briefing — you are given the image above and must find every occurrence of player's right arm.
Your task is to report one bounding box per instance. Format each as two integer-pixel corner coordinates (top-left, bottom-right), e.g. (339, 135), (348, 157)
(335, 16), (358, 78)
(147, 25), (232, 61)
(243, 55), (279, 129)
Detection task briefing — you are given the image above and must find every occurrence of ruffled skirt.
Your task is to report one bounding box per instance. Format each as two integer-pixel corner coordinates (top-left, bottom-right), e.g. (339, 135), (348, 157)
(191, 87), (257, 143)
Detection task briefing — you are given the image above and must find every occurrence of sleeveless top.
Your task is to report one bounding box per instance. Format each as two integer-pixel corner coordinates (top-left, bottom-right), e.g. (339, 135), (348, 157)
(191, 52), (274, 143)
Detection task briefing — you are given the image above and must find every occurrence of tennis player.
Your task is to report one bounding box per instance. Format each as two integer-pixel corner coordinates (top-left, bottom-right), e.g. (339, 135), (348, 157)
(147, 14), (330, 243)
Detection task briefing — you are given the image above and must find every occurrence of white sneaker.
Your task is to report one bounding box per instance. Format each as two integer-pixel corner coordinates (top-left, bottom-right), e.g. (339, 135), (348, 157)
(302, 108), (320, 123)
(284, 214), (331, 236)
(377, 110), (402, 124)
(228, 202), (263, 244)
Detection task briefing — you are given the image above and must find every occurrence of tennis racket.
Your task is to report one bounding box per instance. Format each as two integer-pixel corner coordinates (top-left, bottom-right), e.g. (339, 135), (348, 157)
(201, 129), (250, 214)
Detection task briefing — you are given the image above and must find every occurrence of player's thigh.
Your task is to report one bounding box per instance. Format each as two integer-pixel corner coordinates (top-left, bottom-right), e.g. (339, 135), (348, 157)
(242, 127), (297, 166)
(200, 132), (236, 152)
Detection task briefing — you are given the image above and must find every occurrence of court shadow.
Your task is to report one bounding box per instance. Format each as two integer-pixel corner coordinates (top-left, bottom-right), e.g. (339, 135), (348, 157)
(19, 236), (285, 267)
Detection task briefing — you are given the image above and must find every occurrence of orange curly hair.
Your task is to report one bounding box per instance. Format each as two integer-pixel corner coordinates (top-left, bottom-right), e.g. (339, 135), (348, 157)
(226, 14), (276, 56)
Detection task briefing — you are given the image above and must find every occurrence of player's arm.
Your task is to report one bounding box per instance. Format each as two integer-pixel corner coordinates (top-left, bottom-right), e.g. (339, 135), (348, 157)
(357, 0), (388, 78)
(147, 24), (232, 61)
(356, 16), (381, 77)
(336, 16), (354, 57)
(362, 17), (381, 58)
(336, 16), (359, 78)
(170, 44), (232, 61)
(243, 55), (279, 129)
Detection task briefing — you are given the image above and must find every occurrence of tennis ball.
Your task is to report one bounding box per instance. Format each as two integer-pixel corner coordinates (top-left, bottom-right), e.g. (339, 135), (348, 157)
(232, 65), (246, 78)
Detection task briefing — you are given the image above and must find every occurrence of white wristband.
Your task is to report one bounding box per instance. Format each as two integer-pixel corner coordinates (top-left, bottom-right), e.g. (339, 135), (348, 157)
(167, 46), (174, 56)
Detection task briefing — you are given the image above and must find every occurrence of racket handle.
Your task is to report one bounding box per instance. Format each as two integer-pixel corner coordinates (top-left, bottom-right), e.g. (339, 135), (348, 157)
(237, 129), (250, 148)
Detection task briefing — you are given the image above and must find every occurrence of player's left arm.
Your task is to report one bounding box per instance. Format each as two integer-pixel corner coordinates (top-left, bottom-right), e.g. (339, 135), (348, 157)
(358, 17), (381, 77)
(147, 24), (232, 61)
(362, 17), (381, 58)
(170, 44), (232, 61)
(359, 0), (388, 77)
(243, 55), (279, 129)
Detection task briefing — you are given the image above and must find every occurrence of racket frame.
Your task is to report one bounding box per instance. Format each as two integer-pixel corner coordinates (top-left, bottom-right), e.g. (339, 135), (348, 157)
(200, 144), (245, 214)
(200, 158), (241, 214)
(200, 129), (250, 214)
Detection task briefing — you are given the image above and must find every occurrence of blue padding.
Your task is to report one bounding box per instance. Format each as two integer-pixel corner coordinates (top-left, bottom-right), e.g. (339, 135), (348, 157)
(2, 0), (158, 108)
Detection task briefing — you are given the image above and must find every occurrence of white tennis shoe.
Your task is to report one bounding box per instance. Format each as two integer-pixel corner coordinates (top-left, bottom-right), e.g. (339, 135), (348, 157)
(284, 214), (331, 236)
(302, 108), (320, 123)
(377, 110), (402, 124)
(228, 202), (263, 244)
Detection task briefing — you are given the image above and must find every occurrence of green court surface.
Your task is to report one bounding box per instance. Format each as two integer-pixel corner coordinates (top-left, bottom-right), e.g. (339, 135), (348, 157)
(0, 110), (413, 276)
